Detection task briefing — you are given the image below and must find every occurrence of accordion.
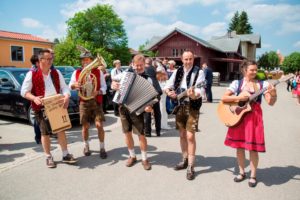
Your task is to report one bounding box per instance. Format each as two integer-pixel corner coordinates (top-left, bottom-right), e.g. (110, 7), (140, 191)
(113, 72), (159, 115)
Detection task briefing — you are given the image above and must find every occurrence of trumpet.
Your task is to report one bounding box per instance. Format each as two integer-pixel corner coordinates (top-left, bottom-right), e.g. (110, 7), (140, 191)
(78, 55), (107, 100)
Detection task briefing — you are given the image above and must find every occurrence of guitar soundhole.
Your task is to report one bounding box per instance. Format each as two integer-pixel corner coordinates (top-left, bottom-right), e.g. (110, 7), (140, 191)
(238, 101), (246, 107)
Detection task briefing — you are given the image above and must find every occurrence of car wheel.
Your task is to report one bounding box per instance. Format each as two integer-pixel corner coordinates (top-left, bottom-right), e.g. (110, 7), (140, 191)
(27, 106), (35, 126)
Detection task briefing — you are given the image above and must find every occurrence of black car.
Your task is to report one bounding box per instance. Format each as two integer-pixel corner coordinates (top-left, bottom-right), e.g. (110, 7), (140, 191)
(0, 68), (79, 125)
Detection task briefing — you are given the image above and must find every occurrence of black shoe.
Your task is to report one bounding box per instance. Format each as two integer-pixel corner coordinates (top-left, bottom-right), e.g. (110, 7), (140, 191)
(100, 148), (107, 159)
(35, 139), (41, 144)
(174, 158), (188, 170)
(186, 165), (195, 180)
(248, 177), (257, 187)
(62, 154), (78, 164)
(83, 146), (91, 156)
(234, 173), (247, 182)
(145, 134), (151, 137)
(156, 132), (161, 137)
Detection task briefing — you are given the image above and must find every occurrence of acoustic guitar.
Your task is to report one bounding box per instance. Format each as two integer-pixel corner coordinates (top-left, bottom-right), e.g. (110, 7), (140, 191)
(217, 74), (294, 127)
(167, 81), (206, 115)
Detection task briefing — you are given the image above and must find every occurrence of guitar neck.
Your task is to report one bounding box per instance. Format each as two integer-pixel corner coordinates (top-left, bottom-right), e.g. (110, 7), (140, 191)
(176, 81), (205, 100)
(249, 80), (280, 101)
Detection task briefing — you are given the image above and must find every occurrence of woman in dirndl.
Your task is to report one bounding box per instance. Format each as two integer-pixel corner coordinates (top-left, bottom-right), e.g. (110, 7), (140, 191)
(221, 60), (277, 187)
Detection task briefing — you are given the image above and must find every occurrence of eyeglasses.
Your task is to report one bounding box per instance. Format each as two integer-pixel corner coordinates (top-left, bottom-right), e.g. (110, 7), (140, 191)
(42, 58), (53, 61)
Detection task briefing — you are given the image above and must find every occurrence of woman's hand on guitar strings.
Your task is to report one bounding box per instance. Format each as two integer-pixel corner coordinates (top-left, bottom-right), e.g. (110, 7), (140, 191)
(238, 91), (251, 102)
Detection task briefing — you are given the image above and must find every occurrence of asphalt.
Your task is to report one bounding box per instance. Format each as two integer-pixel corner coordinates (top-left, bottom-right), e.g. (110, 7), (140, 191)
(0, 83), (299, 200)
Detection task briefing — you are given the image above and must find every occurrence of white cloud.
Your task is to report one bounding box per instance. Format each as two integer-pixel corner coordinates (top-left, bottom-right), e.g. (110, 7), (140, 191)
(201, 22), (226, 39)
(224, 2), (300, 35)
(294, 41), (300, 48)
(129, 20), (201, 41)
(21, 18), (44, 28)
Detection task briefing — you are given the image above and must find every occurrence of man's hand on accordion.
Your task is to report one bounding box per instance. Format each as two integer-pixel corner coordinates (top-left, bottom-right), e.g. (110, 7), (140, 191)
(144, 105), (153, 113)
(111, 81), (120, 90)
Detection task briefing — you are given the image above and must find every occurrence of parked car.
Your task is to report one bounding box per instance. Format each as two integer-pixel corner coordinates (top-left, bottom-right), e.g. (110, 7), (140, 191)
(55, 66), (75, 76)
(0, 68), (79, 125)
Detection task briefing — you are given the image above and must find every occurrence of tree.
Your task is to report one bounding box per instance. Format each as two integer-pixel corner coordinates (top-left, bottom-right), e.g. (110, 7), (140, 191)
(228, 11), (239, 33)
(53, 37), (80, 66)
(66, 4), (131, 66)
(267, 51), (280, 68)
(53, 38), (60, 44)
(281, 52), (300, 73)
(237, 11), (253, 34)
(228, 10), (253, 34)
(257, 52), (269, 69)
(138, 39), (158, 57)
(257, 51), (279, 70)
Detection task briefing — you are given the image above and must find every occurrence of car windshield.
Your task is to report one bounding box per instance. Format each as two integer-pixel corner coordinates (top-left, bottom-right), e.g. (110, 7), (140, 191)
(56, 66), (75, 75)
(12, 69), (29, 85)
(63, 72), (73, 85)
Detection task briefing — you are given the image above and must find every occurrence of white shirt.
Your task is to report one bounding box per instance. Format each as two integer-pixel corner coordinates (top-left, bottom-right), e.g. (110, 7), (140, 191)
(21, 69), (70, 98)
(69, 69), (107, 95)
(164, 66), (205, 98)
(227, 79), (269, 94)
(111, 68), (122, 80)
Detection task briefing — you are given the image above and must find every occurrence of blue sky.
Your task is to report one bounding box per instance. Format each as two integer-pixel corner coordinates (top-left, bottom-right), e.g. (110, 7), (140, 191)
(1, 0), (300, 58)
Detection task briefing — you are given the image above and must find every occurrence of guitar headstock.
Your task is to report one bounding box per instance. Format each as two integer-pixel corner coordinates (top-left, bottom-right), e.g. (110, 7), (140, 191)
(278, 74), (294, 82)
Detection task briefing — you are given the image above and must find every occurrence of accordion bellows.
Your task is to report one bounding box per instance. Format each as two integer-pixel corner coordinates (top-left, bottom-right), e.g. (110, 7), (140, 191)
(113, 72), (159, 115)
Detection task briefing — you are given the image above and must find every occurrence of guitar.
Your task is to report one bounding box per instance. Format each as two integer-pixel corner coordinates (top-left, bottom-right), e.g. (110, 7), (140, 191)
(217, 74), (294, 127)
(167, 81), (206, 115)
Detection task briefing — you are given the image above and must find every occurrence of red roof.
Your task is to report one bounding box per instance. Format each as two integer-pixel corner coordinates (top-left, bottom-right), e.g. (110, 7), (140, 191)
(0, 30), (52, 43)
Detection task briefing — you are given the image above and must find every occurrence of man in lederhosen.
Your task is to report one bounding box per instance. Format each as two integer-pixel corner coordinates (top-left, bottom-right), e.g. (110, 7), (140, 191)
(21, 49), (77, 168)
(111, 54), (155, 170)
(69, 48), (108, 158)
(164, 50), (205, 180)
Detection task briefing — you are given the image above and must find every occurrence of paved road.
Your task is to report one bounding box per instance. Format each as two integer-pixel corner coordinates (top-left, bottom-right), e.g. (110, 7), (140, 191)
(0, 83), (299, 200)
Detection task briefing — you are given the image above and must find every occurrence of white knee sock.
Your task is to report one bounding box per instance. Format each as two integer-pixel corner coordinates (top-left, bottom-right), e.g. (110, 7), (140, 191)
(63, 150), (69, 157)
(141, 151), (147, 161)
(100, 142), (105, 150)
(84, 140), (89, 147)
(128, 149), (136, 158)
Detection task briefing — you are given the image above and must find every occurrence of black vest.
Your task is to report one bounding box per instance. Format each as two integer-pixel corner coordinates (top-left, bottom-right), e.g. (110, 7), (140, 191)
(174, 66), (202, 110)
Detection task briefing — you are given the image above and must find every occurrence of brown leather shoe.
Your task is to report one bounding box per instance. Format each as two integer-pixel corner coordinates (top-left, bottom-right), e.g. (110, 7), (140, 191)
(46, 156), (56, 168)
(83, 146), (91, 156)
(186, 165), (195, 180)
(174, 158), (188, 171)
(142, 159), (152, 170)
(126, 157), (137, 167)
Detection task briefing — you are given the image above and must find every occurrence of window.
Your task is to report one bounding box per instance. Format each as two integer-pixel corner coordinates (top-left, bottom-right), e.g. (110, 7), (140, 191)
(11, 46), (24, 61)
(172, 49), (178, 57)
(180, 49), (186, 55)
(33, 48), (43, 56)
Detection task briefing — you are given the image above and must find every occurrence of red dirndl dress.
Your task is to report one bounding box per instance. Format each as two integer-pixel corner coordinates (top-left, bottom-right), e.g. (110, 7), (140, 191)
(224, 102), (266, 152)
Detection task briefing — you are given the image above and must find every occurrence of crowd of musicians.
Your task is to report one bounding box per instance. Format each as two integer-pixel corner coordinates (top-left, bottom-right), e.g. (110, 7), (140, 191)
(20, 47), (279, 187)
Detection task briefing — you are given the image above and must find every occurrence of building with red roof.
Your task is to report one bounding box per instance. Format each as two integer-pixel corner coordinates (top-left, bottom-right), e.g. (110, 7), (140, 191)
(0, 30), (53, 68)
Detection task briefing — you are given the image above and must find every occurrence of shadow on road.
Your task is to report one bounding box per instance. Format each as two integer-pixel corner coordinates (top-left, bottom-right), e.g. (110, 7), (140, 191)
(258, 166), (300, 186)
(73, 145), (158, 170)
(0, 153), (25, 164)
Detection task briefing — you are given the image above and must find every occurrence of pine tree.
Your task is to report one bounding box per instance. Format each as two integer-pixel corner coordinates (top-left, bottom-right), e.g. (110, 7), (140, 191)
(228, 11), (239, 32)
(237, 11), (253, 34)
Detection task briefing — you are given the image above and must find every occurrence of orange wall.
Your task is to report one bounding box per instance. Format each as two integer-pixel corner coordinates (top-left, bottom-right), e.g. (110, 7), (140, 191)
(0, 38), (53, 68)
